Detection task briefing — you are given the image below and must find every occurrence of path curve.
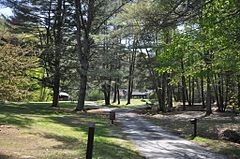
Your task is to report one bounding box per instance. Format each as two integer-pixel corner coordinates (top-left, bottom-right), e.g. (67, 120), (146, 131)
(118, 113), (226, 159)
(113, 107), (227, 159)
(92, 105), (227, 159)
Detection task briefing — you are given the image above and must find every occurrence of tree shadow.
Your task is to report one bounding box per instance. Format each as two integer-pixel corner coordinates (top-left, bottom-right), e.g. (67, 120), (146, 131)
(0, 153), (15, 159)
(44, 115), (143, 158)
(26, 129), (143, 159)
(0, 114), (33, 128)
(0, 103), (72, 127)
(47, 114), (113, 137)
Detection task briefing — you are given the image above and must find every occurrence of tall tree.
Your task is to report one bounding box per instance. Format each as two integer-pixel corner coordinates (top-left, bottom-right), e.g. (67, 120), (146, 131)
(74, 0), (131, 111)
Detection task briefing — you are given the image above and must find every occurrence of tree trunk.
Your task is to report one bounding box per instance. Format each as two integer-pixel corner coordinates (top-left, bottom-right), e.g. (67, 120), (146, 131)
(160, 74), (167, 112)
(187, 76), (192, 106)
(117, 86), (120, 105)
(74, 0), (94, 111)
(52, 70), (60, 107)
(206, 76), (212, 116)
(238, 77), (240, 108)
(216, 74), (224, 112)
(102, 80), (111, 106)
(181, 60), (186, 111)
(126, 74), (133, 105)
(201, 77), (205, 108)
(191, 77), (195, 106)
(112, 81), (117, 103)
(224, 75), (230, 111)
(126, 44), (136, 105)
(167, 74), (173, 111)
(52, 0), (64, 107)
(76, 66), (88, 111)
(213, 75), (220, 111)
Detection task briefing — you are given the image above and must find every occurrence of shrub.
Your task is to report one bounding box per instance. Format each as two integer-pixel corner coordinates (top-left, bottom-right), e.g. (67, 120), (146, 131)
(86, 89), (104, 101)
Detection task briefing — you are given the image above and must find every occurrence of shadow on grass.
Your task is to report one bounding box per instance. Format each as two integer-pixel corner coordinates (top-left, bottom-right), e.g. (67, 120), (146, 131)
(0, 154), (14, 159)
(34, 131), (143, 159)
(0, 113), (33, 127)
(0, 103), (143, 158)
(47, 114), (113, 137)
(0, 103), (72, 127)
(93, 140), (143, 159)
(221, 146), (240, 158)
(0, 103), (62, 115)
(46, 115), (143, 158)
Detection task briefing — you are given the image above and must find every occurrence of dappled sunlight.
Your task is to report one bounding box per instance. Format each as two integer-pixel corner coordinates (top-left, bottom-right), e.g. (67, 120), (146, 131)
(0, 103), (142, 158)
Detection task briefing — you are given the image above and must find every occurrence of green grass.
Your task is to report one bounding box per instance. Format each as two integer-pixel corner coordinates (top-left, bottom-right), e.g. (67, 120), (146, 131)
(0, 102), (143, 159)
(193, 137), (240, 159)
(97, 99), (150, 108)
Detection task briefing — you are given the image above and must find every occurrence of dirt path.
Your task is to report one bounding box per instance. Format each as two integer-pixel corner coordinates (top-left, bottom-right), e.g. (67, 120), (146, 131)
(117, 112), (227, 159)
(90, 105), (228, 159)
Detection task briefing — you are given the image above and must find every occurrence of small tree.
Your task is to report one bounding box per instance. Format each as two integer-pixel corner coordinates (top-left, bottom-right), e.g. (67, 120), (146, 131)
(0, 43), (38, 101)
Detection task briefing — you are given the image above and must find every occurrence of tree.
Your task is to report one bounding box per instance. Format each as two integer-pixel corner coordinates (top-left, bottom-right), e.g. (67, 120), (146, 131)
(74, 0), (131, 111)
(2, 0), (71, 106)
(0, 42), (38, 101)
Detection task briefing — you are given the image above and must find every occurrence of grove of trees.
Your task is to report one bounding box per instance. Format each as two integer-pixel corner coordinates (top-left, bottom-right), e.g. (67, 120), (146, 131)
(1, 0), (240, 115)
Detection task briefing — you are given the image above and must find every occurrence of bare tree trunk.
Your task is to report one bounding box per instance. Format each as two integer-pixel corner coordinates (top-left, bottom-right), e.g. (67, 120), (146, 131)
(191, 77), (195, 106)
(102, 80), (111, 105)
(213, 75), (220, 111)
(112, 82), (117, 103)
(181, 60), (186, 111)
(201, 77), (205, 108)
(196, 78), (201, 103)
(52, 0), (64, 107)
(238, 76), (240, 109)
(77, 69), (88, 111)
(117, 86), (120, 105)
(126, 41), (137, 105)
(167, 73), (173, 111)
(224, 74), (230, 111)
(126, 74), (133, 105)
(206, 76), (212, 116)
(188, 76), (192, 106)
(74, 0), (94, 111)
(52, 68), (60, 107)
(160, 74), (167, 112)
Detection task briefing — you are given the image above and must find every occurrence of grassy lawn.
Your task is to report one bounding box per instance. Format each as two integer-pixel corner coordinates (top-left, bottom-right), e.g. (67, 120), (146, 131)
(0, 102), (143, 159)
(97, 99), (150, 108)
(143, 111), (240, 159)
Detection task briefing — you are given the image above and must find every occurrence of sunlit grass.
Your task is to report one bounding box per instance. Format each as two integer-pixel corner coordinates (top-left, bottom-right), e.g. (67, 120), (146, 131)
(193, 137), (240, 159)
(0, 102), (143, 159)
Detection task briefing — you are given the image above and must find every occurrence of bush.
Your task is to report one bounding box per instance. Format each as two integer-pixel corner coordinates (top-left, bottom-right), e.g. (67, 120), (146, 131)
(86, 89), (104, 101)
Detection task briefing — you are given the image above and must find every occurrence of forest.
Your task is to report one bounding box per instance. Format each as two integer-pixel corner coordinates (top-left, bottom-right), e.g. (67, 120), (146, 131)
(0, 0), (240, 159)
(1, 0), (240, 115)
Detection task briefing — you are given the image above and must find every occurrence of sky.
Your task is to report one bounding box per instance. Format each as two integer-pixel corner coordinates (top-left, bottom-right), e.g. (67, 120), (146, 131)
(0, 7), (13, 17)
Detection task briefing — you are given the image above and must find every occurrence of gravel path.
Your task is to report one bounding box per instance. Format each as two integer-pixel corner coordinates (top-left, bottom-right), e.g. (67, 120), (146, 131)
(90, 105), (227, 159)
(116, 111), (227, 159)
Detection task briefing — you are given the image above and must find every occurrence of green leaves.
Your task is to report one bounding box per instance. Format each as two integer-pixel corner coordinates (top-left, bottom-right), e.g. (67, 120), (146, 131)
(0, 43), (38, 101)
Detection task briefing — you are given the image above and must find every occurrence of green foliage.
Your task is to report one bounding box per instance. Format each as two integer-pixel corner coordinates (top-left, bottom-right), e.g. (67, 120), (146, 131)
(0, 43), (38, 101)
(86, 89), (104, 101)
